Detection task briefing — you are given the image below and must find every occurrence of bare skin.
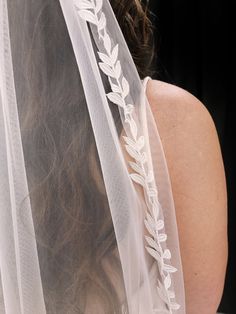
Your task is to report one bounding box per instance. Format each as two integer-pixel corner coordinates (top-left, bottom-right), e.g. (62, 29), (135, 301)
(146, 79), (228, 314)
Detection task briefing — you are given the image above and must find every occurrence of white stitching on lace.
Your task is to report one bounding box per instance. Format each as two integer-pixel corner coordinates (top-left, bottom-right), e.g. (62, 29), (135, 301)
(74, 0), (181, 312)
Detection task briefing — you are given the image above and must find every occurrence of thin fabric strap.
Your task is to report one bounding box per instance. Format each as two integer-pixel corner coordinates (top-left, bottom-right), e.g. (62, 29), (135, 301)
(142, 76), (152, 95)
(0, 0), (186, 313)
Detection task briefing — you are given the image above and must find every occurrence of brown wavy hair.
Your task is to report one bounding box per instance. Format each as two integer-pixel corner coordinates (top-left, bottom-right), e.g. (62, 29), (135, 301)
(112, 0), (156, 79)
(14, 0), (156, 313)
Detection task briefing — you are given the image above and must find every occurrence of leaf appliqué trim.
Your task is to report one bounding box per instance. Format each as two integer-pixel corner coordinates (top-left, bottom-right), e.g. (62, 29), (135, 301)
(74, 0), (181, 312)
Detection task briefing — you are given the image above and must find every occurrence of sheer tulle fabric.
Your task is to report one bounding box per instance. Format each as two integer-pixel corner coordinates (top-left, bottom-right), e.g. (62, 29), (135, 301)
(0, 0), (185, 313)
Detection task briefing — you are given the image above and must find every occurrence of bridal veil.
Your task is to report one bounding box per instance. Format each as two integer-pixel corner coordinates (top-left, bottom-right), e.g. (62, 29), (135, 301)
(0, 0), (186, 313)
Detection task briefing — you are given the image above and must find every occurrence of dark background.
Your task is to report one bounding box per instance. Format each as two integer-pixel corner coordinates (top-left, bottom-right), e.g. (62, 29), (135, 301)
(148, 1), (235, 313)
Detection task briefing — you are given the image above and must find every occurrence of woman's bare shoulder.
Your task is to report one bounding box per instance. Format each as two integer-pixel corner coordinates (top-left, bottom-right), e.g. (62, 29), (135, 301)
(146, 79), (228, 314)
(146, 79), (214, 140)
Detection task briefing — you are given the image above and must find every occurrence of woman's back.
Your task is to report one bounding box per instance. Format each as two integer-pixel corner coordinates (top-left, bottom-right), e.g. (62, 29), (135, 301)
(145, 77), (228, 314)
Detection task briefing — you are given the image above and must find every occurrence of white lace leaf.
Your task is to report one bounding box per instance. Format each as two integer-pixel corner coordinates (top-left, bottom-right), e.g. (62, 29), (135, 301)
(108, 77), (122, 94)
(123, 135), (138, 151)
(123, 135), (144, 152)
(74, 0), (94, 10)
(140, 151), (147, 164)
(164, 273), (171, 290)
(145, 235), (160, 252)
(124, 144), (141, 161)
(98, 51), (113, 66)
(122, 77), (130, 98)
(156, 219), (164, 231)
(158, 233), (167, 242)
(98, 12), (106, 31)
(130, 173), (146, 188)
(137, 135), (145, 150)
(110, 83), (121, 93)
(115, 60), (121, 78)
(146, 170), (154, 183)
(147, 187), (158, 198)
(99, 62), (116, 78)
(145, 246), (162, 264)
(170, 302), (181, 310)
(144, 218), (156, 238)
(157, 280), (169, 304)
(104, 31), (112, 53)
(146, 211), (156, 229)
(111, 44), (119, 64)
(163, 263), (178, 273)
(163, 249), (171, 259)
(152, 199), (160, 220)
(78, 9), (97, 24)
(107, 92), (124, 107)
(124, 104), (134, 115)
(128, 161), (144, 176)
(95, 0), (103, 14)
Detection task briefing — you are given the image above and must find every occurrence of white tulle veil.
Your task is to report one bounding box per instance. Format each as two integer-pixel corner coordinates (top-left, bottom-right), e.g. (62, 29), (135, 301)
(0, 0), (186, 313)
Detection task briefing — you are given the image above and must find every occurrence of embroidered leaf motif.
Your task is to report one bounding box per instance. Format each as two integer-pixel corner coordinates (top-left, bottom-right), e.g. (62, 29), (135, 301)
(158, 233), (167, 242)
(128, 161), (144, 176)
(74, 0), (94, 10)
(156, 289), (169, 305)
(124, 144), (141, 161)
(164, 273), (171, 290)
(146, 170), (154, 183)
(144, 218), (156, 238)
(104, 31), (111, 53)
(123, 136), (137, 150)
(163, 264), (178, 273)
(75, 1), (181, 311)
(170, 302), (181, 310)
(140, 151), (147, 164)
(147, 187), (158, 198)
(137, 135), (145, 150)
(122, 77), (130, 98)
(111, 44), (119, 64)
(78, 10), (97, 24)
(130, 173), (146, 188)
(124, 104), (134, 115)
(108, 76), (121, 93)
(111, 83), (121, 93)
(152, 199), (160, 220)
(145, 235), (160, 252)
(107, 92), (124, 107)
(157, 280), (169, 304)
(146, 211), (156, 229)
(115, 60), (121, 78)
(98, 52), (113, 66)
(98, 12), (106, 30)
(95, 0), (103, 13)
(163, 249), (171, 259)
(146, 247), (162, 264)
(156, 219), (164, 231)
(99, 62), (115, 77)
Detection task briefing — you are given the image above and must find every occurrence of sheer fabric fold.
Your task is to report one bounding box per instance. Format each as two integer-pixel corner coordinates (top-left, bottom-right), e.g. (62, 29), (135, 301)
(0, 0), (186, 313)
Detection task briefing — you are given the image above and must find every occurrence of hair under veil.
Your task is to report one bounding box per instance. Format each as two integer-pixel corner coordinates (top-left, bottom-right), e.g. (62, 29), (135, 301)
(0, 0), (185, 313)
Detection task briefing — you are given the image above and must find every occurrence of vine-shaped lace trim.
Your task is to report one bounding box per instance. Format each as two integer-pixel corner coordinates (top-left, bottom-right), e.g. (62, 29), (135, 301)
(74, 0), (180, 312)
